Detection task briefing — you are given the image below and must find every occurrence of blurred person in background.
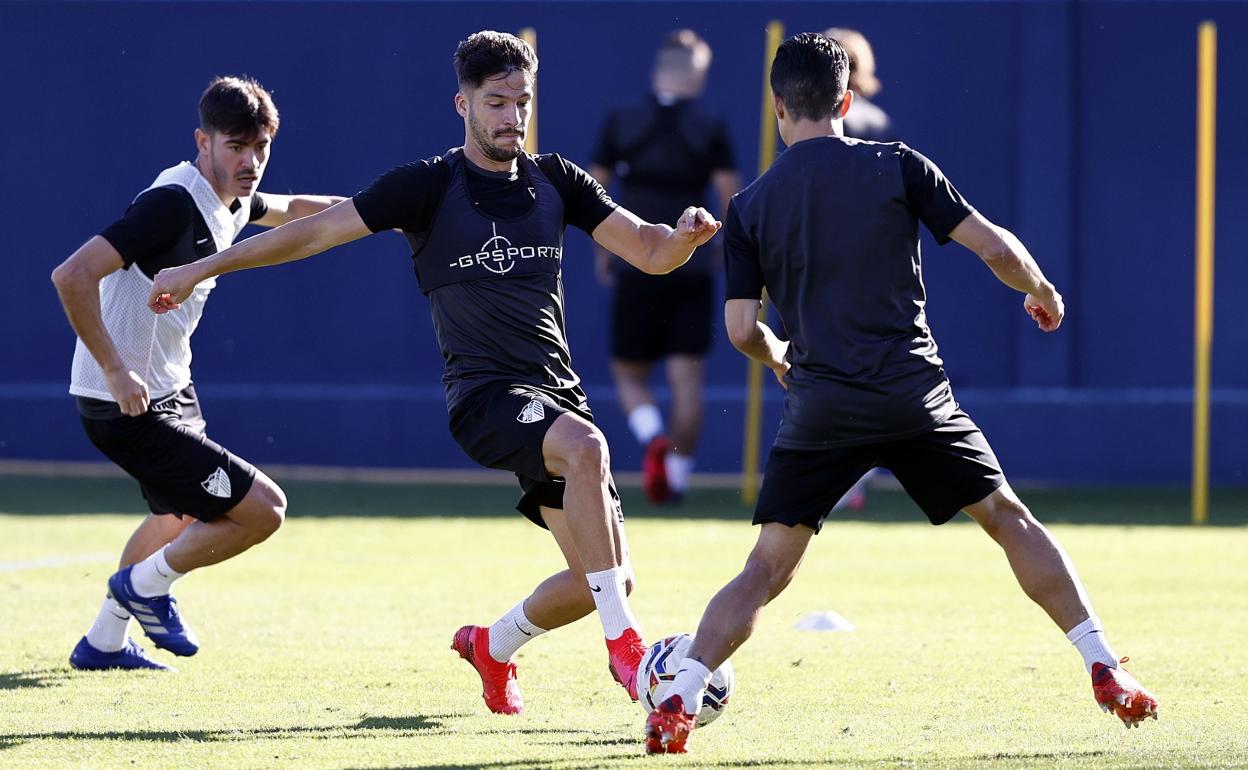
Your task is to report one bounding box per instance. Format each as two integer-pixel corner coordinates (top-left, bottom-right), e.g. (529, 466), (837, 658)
(52, 76), (344, 671)
(589, 29), (741, 505)
(825, 27), (897, 143)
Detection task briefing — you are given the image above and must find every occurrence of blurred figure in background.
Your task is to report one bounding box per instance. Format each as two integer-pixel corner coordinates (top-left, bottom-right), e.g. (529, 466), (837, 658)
(589, 30), (741, 505)
(824, 27), (897, 143)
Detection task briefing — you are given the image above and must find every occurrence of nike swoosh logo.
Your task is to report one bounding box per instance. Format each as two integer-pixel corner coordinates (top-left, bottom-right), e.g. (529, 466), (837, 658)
(513, 617), (532, 637)
(590, 585), (602, 593)
(196, 238), (210, 244)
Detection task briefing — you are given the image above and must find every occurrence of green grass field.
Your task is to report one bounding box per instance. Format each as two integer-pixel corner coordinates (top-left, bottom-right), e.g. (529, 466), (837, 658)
(2, 477), (1246, 769)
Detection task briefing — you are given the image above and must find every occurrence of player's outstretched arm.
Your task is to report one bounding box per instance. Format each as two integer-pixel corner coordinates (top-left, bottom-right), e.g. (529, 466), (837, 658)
(148, 200), (372, 313)
(51, 237), (151, 415)
(725, 298), (790, 388)
(253, 193), (348, 227)
(950, 211), (1065, 332)
(591, 205), (721, 276)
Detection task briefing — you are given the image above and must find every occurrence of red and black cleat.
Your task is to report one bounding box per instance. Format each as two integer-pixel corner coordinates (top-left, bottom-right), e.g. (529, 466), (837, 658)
(451, 624), (524, 715)
(642, 435), (671, 504)
(1091, 657), (1158, 728)
(606, 627), (646, 701)
(645, 695), (697, 754)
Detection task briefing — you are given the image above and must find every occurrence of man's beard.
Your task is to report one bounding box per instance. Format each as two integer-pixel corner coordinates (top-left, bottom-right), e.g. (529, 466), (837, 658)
(469, 112), (522, 162)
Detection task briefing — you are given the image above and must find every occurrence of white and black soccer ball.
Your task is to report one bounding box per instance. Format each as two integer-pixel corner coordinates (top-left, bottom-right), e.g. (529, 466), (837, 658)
(638, 633), (734, 727)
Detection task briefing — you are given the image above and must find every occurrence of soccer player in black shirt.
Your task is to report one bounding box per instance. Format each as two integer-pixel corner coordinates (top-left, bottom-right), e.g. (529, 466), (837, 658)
(588, 30), (741, 504)
(52, 77), (344, 671)
(147, 32), (721, 715)
(644, 33), (1157, 753)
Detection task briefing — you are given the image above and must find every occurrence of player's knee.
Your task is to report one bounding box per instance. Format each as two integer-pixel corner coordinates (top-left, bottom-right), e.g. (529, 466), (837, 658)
(742, 556), (792, 602)
(973, 493), (1034, 541)
(247, 479), (287, 538)
(565, 428), (610, 476)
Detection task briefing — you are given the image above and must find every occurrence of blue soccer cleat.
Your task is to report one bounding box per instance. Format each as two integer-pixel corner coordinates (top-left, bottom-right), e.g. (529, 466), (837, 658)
(69, 636), (174, 671)
(107, 566), (199, 657)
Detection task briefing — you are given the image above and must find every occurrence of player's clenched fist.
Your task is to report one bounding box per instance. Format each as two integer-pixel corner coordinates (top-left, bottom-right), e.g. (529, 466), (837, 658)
(675, 206), (721, 248)
(1024, 289), (1064, 332)
(148, 264), (201, 313)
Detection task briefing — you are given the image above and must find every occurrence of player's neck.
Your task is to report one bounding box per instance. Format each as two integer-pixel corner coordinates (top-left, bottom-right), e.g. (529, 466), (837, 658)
(785, 119), (845, 146)
(194, 156), (238, 208)
(461, 142), (518, 175)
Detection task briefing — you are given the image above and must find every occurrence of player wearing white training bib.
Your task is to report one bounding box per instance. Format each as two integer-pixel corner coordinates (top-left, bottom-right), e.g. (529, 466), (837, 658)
(52, 76), (344, 671)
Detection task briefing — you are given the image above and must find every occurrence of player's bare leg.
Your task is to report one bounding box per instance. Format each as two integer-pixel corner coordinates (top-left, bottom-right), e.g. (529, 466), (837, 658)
(119, 513), (193, 568)
(647, 522), (812, 753)
(964, 483), (1158, 726)
(664, 354), (704, 499)
(107, 472), (287, 657)
(452, 505), (627, 715)
(542, 412), (646, 697)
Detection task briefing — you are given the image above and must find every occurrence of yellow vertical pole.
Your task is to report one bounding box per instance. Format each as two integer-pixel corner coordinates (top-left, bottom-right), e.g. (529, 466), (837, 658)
(742, 20), (785, 504)
(519, 27), (538, 154)
(1192, 21), (1217, 525)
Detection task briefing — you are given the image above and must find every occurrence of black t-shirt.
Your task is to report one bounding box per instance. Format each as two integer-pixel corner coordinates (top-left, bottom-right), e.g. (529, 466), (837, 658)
(725, 137), (975, 448)
(591, 94), (735, 273)
(98, 184), (267, 279)
(353, 151), (616, 409)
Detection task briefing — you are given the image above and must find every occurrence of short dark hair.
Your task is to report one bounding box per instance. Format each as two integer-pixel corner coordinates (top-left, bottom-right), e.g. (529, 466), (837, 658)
(198, 76), (279, 138)
(453, 31), (538, 90)
(769, 32), (850, 122)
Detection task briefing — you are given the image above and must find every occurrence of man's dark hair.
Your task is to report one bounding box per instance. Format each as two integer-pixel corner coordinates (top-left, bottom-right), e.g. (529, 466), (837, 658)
(769, 32), (850, 122)
(453, 31), (538, 90)
(198, 76), (279, 138)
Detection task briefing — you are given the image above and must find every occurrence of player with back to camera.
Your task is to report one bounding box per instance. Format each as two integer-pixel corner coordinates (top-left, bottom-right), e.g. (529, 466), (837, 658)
(145, 32), (721, 714)
(52, 76), (345, 671)
(588, 29), (741, 505)
(643, 33), (1158, 753)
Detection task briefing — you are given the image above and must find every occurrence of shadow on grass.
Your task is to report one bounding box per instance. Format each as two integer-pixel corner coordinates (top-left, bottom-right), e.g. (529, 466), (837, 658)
(0, 713), (454, 751)
(0, 669), (72, 691)
(2, 475), (1246, 527)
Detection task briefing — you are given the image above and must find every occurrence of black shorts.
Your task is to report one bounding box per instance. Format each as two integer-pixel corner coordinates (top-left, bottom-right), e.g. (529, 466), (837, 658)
(449, 382), (621, 528)
(754, 409), (1006, 533)
(611, 270), (714, 361)
(78, 385), (256, 521)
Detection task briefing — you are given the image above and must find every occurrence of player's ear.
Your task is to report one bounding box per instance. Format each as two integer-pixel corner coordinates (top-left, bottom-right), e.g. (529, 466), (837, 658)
(772, 93), (785, 121)
(194, 128), (211, 157)
(454, 90), (469, 119)
(839, 90), (854, 119)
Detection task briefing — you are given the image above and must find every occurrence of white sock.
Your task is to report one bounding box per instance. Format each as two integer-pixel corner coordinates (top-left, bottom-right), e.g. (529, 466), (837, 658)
(665, 452), (695, 493)
(585, 566), (641, 640)
(487, 600), (548, 663)
(129, 547), (185, 598)
(1066, 616), (1118, 673)
(628, 404), (664, 446)
(667, 659), (712, 715)
(85, 596), (131, 652)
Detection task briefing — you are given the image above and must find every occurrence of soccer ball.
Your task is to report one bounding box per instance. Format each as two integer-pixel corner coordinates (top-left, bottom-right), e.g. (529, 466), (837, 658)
(638, 633), (734, 727)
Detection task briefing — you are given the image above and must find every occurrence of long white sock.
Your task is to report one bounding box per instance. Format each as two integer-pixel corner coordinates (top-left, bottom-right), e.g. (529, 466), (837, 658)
(666, 659), (712, 715)
(1066, 616), (1118, 673)
(488, 600), (548, 663)
(85, 596), (131, 652)
(665, 452), (695, 493)
(628, 404), (664, 446)
(585, 566), (640, 640)
(129, 547), (185, 598)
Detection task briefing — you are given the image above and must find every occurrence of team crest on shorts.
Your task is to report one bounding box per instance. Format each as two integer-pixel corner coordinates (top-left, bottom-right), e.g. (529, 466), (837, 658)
(201, 467), (232, 499)
(516, 399), (546, 424)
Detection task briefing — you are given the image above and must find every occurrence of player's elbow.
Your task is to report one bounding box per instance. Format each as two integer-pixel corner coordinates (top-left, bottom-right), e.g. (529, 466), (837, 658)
(50, 260), (84, 294)
(976, 226), (1014, 269)
(727, 322), (757, 352)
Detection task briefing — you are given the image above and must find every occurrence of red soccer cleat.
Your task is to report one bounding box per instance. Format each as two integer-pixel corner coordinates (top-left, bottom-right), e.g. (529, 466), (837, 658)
(1091, 657), (1158, 728)
(642, 436), (671, 504)
(606, 627), (646, 701)
(451, 625), (523, 715)
(645, 695), (697, 754)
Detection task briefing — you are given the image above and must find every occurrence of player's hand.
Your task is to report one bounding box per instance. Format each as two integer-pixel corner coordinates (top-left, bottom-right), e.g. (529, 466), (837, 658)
(675, 206), (721, 249)
(104, 367), (150, 416)
(770, 360), (791, 389)
(1024, 289), (1064, 332)
(148, 264), (200, 313)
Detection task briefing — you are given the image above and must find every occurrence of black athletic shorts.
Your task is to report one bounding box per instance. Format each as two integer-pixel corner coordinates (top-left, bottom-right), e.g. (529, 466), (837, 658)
(449, 381), (622, 529)
(611, 270), (714, 361)
(754, 409), (1006, 533)
(77, 385), (256, 521)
